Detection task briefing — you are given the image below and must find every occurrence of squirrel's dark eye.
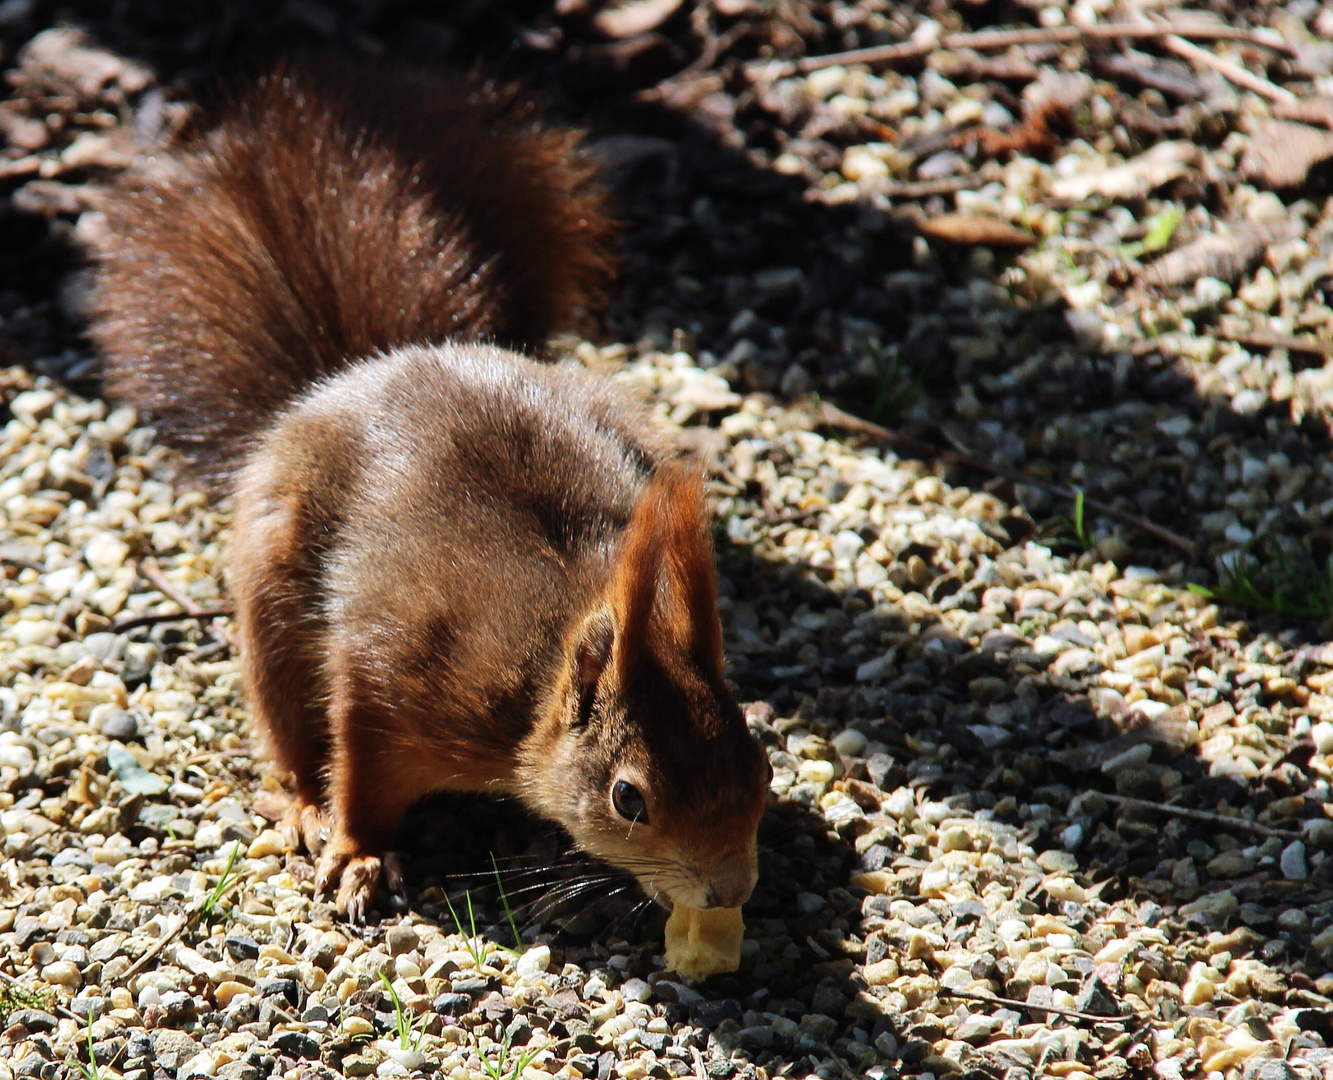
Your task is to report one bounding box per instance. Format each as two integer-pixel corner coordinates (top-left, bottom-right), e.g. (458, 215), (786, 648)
(612, 780), (648, 824)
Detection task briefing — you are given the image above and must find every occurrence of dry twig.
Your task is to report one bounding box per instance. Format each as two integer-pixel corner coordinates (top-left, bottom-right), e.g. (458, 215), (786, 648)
(1155, 27), (1298, 105)
(115, 912), (190, 984)
(1104, 794), (1301, 839)
(817, 401), (1197, 557)
(1214, 329), (1333, 359)
(940, 987), (1136, 1024)
(748, 22), (1291, 76)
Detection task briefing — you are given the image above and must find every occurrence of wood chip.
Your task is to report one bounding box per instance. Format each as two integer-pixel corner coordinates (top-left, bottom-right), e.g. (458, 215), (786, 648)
(592, 0), (685, 39)
(1049, 140), (1201, 201)
(917, 212), (1034, 247)
(1239, 119), (1333, 190)
(1274, 96), (1333, 130)
(1139, 219), (1299, 289)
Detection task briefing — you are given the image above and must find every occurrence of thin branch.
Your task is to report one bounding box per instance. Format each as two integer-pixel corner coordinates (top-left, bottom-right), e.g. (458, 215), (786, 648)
(1214, 328), (1333, 359)
(1104, 793), (1300, 839)
(817, 401), (1197, 557)
(114, 911), (190, 984)
(138, 559), (209, 616)
(939, 987), (1136, 1024)
(1156, 28), (1298, 105)
(136, 558), (237, 647)
(881, 176), (979, 199)
(112, 607), (233, 632)
(747, 22), (1292, 76)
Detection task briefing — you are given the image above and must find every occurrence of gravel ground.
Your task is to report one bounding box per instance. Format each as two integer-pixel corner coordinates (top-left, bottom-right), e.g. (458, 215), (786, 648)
(0, 5), (1331, 1080)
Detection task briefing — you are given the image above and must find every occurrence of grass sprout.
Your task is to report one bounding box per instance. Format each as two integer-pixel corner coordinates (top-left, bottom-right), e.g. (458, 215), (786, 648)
(75, 1015), (100, 1080)
(1072, 488), (1094, 552)
(1189, 538), (1333, 621)
(482, 1028), (549, 1080)
(443, 888), (489, 967)
(200, 841), (243, 921)
(1139, 207), (1182, 255)
(379, 973), (426, 1052)
(491, 853), (524, 954)
(870, 346), (921, 426)
(1044, 487), (1097, 556)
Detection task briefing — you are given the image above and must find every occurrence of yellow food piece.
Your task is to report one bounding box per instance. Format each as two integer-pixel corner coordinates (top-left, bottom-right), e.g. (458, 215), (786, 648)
(664, 905), (744, 980)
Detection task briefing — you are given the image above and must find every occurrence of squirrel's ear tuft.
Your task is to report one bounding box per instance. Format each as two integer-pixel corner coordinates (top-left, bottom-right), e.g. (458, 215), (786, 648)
(660, 468), (724, 678)
(608, 464), (723, 684)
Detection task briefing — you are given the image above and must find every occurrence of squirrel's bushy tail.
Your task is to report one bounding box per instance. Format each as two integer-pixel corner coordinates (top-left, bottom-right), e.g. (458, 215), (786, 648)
(90, 61), (617, 484)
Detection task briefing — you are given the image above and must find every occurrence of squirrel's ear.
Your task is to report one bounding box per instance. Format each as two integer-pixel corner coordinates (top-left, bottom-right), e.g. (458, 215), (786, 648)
(660, 468), (725, 679)
(574, 607), (616, 699)
(609, 464), (723, 684)
(609, 473), (666, 685)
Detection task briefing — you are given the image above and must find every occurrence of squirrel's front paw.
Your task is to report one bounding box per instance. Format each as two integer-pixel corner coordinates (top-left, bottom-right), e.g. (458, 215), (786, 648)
(281, 799), (330, 854)
(315, 843), (407, 921)
(316, 844), (383, 923)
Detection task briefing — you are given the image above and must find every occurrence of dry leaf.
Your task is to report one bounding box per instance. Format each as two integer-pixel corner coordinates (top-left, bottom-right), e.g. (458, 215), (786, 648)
(918, 213), (1034, 247)
(1240, 119), (1333, 190)
(593, 0), (685, 39)
(1049, 140), (1201, 202)
(1139, 219), (1299, 290)
(1274, 96), (1333, 130)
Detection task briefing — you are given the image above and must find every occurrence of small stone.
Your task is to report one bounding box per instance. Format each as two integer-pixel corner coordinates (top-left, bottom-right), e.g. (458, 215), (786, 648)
(515, 945), (551, 978)
(153, 1031), (203, 1071)
(433, 992), (470, 1016)
(1181, 976), (1215, 1005)
(863, 959), (898, 985)
(1280, 840), (1307, 880)
(246, 828), (287, 858)
(954, 1014), (1000, 1044)
(1036, 849), (1078, 873)
(40, 960), (81, 988)
(810, 985), (847, 1018)
(8, 1010), (56, 1033)
(385, 923), (420, 956)
(1100, 743), (1152, 776)
(224, 935), (260, 961)
(272, 1031), (320, 1060)
(796, 891), (825, 916)
(213, 982), (252, 1008)
(98, 710), (138, 740)
(830, 728), (867, 757)
(1206, 850), (1256, 879)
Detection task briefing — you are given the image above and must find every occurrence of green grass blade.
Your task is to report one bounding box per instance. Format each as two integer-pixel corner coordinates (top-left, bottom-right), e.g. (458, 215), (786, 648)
(491, 853), (523, 953)
(201, 842), (242, 919)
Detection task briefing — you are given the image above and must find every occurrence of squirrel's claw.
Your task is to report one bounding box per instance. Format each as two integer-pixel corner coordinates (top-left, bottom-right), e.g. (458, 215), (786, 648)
(281, 799), (330, 855)
(316, 843), (383, 922)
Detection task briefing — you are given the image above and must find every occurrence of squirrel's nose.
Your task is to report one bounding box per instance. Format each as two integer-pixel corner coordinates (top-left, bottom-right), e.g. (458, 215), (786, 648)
(705, 865), (758, 909)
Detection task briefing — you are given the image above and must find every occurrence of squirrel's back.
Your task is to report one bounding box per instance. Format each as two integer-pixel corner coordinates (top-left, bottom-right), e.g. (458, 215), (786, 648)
(90, 62), (616, 483)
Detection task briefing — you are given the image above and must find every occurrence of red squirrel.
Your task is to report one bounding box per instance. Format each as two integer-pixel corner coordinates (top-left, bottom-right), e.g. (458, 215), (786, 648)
(88, 62), (770, 921)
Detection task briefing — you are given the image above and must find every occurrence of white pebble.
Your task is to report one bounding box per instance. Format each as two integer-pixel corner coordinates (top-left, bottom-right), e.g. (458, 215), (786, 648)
(884, 787), (916, 821)
(830, 729), (868, 757)
(516, 945), (552, 979)
(1280, 841), (1307, 881)
(85, 532), (129, 572)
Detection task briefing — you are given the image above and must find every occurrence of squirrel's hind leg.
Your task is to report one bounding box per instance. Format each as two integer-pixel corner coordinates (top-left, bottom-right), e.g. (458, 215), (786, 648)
(317, 662), (423, 920)
(230, 478), (333, 850)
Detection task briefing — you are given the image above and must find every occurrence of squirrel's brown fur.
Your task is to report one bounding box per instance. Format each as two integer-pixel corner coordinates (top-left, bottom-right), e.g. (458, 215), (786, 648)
(89, 64), (768, 921)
